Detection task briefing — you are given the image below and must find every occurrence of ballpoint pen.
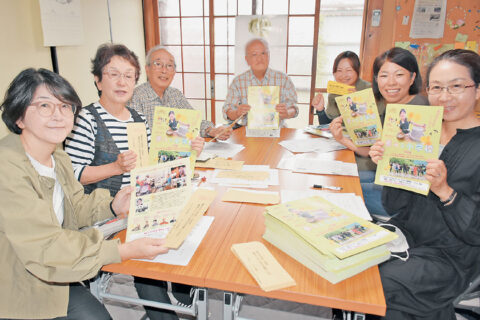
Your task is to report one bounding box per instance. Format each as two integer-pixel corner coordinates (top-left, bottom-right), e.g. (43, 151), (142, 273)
(313, 184), (342, 191)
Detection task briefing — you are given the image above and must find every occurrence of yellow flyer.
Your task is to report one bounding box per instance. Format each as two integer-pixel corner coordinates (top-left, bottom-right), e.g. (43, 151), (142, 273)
(335, 88), (382, 146)
(149, 106), (201, 170)
(327, 80), (355, 95)
(126, 157), (192, 242)
(375, 104), (443, 195)
(247, 86), (280, 137)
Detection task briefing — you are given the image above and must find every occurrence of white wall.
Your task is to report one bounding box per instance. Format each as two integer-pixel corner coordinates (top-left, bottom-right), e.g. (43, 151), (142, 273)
(0, 0), (146, 138)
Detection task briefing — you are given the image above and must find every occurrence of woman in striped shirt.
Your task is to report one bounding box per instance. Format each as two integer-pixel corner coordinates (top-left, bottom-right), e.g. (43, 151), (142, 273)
(66, 43), (150, 196)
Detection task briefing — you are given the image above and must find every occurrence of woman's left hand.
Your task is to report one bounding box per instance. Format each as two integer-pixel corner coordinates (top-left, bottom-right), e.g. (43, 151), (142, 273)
(111, 186), (133, 218)
(191, 136), (205, 155)
(426, 159), (453, 200)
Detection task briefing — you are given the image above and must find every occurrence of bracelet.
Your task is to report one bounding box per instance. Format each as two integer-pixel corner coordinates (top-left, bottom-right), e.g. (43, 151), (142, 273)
(440, 190), (457, 206)
(110, 201), (117, 217)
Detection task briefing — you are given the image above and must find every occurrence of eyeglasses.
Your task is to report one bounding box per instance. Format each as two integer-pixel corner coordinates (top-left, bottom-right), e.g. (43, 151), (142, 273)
(151, 60), (176, 72)
(102, 69), (136, 83)
(30, 101), (77, 117)
(247, 51), (268, 58)
(426, 83), (476, 95)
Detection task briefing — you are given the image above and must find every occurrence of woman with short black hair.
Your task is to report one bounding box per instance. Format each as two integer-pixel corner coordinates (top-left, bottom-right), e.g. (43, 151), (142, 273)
(370, 49), (480, 319)
(0, 68), (168, 319)
(330, 47), (428, 218)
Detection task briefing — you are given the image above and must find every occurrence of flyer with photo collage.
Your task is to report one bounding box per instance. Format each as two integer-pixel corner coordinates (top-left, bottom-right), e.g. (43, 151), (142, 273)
(247, 86), (280, 137)
(149, 106), (201, 171)
(126, 157), (192, 242)
(375, 104), (443, 195)
(335, 88), (383, 146)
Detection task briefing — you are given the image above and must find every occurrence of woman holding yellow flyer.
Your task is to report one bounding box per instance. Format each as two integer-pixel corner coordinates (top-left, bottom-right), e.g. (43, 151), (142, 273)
(311, 51), (370, 124)
(65, 44), (205, 197)
(330, 48), (428, 218)
(370, 49), (480, 319)
(0, 68), (169, 319)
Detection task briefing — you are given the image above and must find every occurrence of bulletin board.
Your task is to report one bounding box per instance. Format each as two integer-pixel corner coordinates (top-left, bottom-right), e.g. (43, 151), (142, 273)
(393, 0), (480, 76)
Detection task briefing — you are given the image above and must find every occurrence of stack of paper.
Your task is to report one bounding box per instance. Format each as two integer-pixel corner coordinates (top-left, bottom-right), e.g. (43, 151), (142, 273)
(278, 138), (346, 153)
(231, 241), (296, 292)
(277, 154), (358, 177)
(263, 196), (396, 284)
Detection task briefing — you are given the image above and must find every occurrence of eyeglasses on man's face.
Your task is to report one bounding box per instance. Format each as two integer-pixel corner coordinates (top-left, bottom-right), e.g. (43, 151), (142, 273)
(30, 101), (77, 117)
(151, 60), (176, 72)
(247, 51), (268, 58)
(102, 69), (136, 83)
(426, 83), (476, 95)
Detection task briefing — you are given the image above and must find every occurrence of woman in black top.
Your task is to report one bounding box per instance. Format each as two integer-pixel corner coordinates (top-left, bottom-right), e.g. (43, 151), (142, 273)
(370, 49), (480, 319)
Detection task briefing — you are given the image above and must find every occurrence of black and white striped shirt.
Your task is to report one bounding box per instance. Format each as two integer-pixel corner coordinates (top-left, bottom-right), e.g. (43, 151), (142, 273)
(65, 102), (151, 189)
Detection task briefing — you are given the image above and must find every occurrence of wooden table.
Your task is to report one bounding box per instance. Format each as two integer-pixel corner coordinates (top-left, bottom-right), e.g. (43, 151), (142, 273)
(103, 127), (386, 316)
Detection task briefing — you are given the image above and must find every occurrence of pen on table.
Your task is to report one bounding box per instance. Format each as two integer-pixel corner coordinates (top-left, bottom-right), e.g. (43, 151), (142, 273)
(313, 184), (342, 191)
(209, 114), (243, 143)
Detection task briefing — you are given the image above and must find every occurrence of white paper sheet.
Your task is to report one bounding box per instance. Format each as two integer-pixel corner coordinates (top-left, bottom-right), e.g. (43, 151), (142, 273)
(39, 0), (84, 46)
(203, 141), (245, 158)
(139, 216), (214, 266)
(409, 0), (446, 39)
(293, 158), (359, 177)
(279, 138), (346, 153)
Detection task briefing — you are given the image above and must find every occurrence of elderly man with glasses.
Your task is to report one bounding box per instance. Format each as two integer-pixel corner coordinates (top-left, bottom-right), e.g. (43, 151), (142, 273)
(223, 38), (299, 127)
(129, 45), (232, 140)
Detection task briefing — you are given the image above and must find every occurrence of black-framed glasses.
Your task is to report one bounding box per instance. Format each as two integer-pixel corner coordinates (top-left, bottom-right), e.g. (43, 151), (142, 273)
(427, 83), (476, 95)
(151, 60), (176, 72)
(30, 101), (77, 117)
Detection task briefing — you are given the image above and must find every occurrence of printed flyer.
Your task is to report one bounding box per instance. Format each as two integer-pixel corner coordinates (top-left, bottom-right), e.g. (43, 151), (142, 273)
(149, 106), (201, 170)
(326, 80), (355, 95)
(335, 88), (383, 146)
(247, 86), (280, 137)
(375, 104), (443, 195)
(126, 157), (192, 242)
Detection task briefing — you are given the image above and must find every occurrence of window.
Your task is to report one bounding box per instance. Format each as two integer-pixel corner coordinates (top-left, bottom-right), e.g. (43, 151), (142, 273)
(145, 0), (365, 127)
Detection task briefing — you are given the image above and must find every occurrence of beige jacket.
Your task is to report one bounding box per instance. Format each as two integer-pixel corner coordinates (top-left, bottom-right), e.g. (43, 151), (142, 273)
(0, 134), (121, 319)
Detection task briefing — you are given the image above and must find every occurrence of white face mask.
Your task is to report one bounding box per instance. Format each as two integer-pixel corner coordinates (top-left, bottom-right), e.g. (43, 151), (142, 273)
(380, 223), (410, 261)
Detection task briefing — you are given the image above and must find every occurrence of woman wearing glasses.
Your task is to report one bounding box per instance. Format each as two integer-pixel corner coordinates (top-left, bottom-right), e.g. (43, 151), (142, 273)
(0, 68), (168, 319)
(65, 43), (148, 197)
(370, 49), (480, 319)
(330, 48), (428, 218)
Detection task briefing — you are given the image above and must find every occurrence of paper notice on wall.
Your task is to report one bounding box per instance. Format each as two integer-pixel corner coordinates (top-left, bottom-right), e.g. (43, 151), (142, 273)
(39, 0), (84, 46)
(409, 0), (446, 39)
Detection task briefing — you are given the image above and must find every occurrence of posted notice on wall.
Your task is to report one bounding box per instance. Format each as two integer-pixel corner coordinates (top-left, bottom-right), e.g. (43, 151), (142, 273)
(39, 0), (84, 46)
(409, 0), (446, 39)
